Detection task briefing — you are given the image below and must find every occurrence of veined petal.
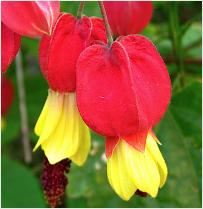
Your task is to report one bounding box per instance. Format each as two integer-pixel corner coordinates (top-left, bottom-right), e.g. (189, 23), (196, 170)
(33, 90), (64, 151)
(70, 122), (90, 166)
(34, 91), (91, 166)
(34, 90), (51, 136)
(106, 132), (168, 200)
(107, 140), (136, 201)
(121, 139), (160, 197)
(146, 132), (168, 187)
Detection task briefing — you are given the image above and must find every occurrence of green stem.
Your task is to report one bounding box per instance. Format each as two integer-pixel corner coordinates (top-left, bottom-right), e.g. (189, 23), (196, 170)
(168, 3), (184, 73)
(15, 50), (32, 164)
(77, 1), (85, 19)
(98, 1), (113, 46)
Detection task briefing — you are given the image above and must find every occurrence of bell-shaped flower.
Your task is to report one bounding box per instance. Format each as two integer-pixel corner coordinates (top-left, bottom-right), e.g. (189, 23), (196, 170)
(34, 13), (107, 166)
(1, 1), (60, 37)
(1, 23), (21, 73)
(76, 35), (171, 200)
(104, 1), (153, 36)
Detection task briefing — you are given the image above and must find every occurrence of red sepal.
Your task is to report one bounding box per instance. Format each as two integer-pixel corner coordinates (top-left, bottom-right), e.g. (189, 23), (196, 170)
(105, 131), (148, 158)
(1, 1), (60, 38)
(123, 131), (148, 153)
(39, 13), (107, 93)
(105, 136), (119, 158)
(89, 17), (107, 45)
(76, 35), (171, 137)
(1, 23), (21, 73)
(104, 1), (153, 36)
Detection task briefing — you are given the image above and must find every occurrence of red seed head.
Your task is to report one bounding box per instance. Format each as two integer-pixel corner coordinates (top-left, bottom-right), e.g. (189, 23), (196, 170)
(41, 157), (71, 208)
(104, 1), (153, 36)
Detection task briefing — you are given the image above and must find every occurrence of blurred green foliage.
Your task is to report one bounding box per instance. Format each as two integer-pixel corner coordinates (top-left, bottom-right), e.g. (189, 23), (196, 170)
(1, 1), (202, 208)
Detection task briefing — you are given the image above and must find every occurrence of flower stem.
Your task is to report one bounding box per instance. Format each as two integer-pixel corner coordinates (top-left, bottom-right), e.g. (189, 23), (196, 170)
(98, 1), (113, 46)
(168, 3), (184, 73)
(15, 50), (32, 164)
(77, 1), (85, 19)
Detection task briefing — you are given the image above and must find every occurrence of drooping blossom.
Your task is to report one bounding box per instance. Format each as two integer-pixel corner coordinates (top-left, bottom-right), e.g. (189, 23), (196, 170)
(104, 1), (153, 36)
(34, 13), (107, 166)
(76, 35), (171, 200)
(1, 1), (60, 37)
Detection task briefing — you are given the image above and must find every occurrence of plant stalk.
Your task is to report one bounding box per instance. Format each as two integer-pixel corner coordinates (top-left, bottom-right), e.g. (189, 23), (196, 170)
(98, 1), (113, 46)
(77, 1), (85, 19)
(15, 50), (32, 164)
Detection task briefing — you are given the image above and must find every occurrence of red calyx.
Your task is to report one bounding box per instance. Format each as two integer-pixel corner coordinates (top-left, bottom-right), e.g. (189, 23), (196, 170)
(1, 76), (14, 116)
(104, 1), (153, 36)
(76, 35), (171, 155)
(1, 1), (60, 38)
(1, 23), (21, 73)
(39, 13), (107, 93)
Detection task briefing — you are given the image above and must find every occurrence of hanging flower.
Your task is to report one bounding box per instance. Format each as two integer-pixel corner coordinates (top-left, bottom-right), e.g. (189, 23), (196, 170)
(34, 13), (107, 166)
(76, 35), (171, 200)
(1, 23), (21, 73)
(1, 1), (60, 37)
(103, 1), (153, 36)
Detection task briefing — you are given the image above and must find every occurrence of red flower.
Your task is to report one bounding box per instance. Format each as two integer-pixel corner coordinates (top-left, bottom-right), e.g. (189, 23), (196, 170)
(76, 35), (171, 156)
(1, 76), (14, 116)
(39, 13), (107, 92)
(34, 13), (107, 166)
(76, 34), (171, 200)
(104, 1), (153, 36)
(1, 23), (21, 73)
(1, 1), (60, 37)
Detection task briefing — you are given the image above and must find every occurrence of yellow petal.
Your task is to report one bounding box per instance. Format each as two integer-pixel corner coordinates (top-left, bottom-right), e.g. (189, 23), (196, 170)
(34, 90), (51, 136)
(121, 140), (160, 198)
(70, 121), (90, 166)
(38, 90), (64, 140)
(33, 90), (64, 151)
(107, 141), (137, 201)
(106, 133), (168, 200)
(34, 92), (91, 166)
(146, 133), (168, 188)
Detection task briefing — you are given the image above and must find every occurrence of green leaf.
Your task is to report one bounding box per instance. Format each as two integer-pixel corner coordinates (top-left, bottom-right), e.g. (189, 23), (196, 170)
(182, 23), (201, 48)
(155, 81), (202, 207)
(1, 155), (46, 208)
(67, 82), (201, 207)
